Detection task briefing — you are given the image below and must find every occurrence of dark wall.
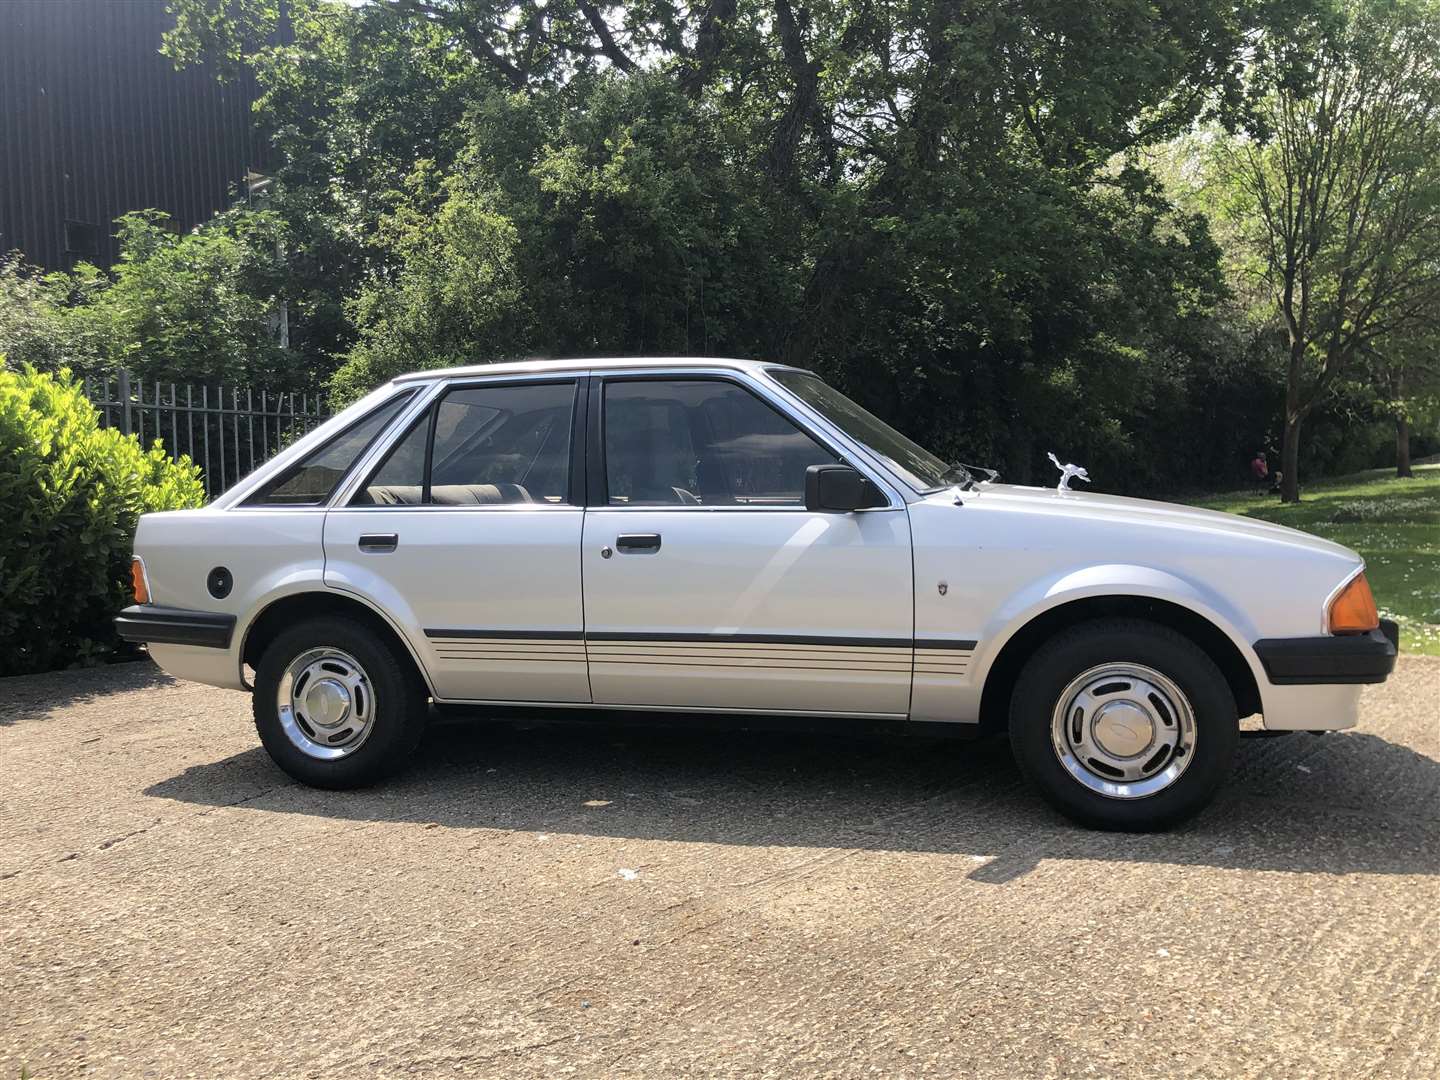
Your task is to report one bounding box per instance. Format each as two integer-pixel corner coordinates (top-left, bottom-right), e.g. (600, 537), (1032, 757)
(0, 0), (266, 270)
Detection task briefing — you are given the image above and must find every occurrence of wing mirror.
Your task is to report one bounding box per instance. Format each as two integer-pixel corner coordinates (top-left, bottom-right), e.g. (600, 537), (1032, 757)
(804, 464), (887, 513)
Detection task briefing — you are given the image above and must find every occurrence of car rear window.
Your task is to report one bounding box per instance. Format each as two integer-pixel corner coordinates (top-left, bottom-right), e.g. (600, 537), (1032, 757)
(244, 391), (415, 506)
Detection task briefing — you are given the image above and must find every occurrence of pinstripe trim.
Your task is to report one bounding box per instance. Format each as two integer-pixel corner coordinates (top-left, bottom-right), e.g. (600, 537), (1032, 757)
(423, 629), (978, 650)
(425, 628), (582, 640)
(423, 630), (978, 680)
(586, 640), (912, 674)
(914, 638), (979, 650)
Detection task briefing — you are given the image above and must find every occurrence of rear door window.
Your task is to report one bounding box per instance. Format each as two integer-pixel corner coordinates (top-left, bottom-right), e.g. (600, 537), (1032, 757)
(353, 381), (577, 506)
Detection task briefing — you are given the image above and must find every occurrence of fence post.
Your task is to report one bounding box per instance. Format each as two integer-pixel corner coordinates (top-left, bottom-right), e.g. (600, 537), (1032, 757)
(117, 370), (133, 436)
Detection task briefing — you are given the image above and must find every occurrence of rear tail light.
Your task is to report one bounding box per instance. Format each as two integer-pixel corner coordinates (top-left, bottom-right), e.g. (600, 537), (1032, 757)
(1328, 572), (1378, 634)
(130, 557), (150, 605)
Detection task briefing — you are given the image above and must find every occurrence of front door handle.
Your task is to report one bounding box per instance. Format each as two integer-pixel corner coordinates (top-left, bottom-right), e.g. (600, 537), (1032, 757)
(615, 533), (662, 554)
(358, 533), (398, 553)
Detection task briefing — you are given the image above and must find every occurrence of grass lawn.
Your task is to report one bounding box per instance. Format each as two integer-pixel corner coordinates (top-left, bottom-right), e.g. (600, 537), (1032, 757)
(1190, 459), (1440, 656)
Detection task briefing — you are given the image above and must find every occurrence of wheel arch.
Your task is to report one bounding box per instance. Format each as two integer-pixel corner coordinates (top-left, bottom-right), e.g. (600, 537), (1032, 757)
(240, 590), (436, 697)
(976, 595), (1262, 732)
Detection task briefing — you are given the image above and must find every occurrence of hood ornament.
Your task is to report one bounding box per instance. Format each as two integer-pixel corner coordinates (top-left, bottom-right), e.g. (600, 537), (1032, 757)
(1047, 452), (1090, 493)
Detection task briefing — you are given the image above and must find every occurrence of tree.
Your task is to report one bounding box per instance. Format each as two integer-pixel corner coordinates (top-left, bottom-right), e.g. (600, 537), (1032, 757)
(1212, 0), (1440, 500)
(1364, 331), (1440, 476)
(330, 170), (532, 404)
(5, 209), (300, 388)
(161, 0), (1333, 492)
(0, 256), (108, 375)
(74, 210), (294, 385)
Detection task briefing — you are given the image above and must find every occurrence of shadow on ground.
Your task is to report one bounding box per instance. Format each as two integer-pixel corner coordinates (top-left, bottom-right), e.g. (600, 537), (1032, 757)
(145, 712), (1440, 882)
(0, 660), (172, 726)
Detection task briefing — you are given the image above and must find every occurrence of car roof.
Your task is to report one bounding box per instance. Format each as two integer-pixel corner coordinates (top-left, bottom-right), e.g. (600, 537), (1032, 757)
(391, 356), (802, 383)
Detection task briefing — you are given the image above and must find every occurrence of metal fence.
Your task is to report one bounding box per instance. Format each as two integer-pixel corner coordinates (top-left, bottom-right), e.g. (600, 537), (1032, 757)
(85, 371), (329, 498)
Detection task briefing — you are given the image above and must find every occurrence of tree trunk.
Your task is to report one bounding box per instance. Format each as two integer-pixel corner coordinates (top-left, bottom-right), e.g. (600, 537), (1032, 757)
(1280, 412), (1302, 502)
(1280, 337), (1306, 503)
(1392, 367), (1412, 478)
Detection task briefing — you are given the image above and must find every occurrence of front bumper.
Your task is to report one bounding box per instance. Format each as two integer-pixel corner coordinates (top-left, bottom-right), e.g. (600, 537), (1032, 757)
(115, 605), (236, 650)
(1253, 619), (1399, 686)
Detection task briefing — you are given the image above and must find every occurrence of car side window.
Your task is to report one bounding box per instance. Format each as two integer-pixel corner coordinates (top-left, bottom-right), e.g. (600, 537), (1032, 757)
(245, 391), (414, 506)
(354, 381), (576, 506)
(355, 414), (428, 504)
(603, 380), (837, 506)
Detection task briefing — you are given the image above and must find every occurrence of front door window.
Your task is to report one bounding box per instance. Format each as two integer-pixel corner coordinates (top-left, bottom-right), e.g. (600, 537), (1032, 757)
(602, 380), (838, 507)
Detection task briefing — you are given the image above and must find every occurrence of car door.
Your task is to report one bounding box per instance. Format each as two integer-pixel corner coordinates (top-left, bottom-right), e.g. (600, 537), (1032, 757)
(324, 377), (590, 703)
(581, 374), (914, 717)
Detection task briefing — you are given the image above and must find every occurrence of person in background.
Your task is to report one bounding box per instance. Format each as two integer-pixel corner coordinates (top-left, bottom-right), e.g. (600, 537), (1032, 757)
(1250, 450), (1269, 490)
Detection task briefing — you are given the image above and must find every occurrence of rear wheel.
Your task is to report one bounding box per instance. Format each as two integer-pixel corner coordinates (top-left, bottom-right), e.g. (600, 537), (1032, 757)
(253, 616), (427, 788)
(1009, 619), (1238, 830)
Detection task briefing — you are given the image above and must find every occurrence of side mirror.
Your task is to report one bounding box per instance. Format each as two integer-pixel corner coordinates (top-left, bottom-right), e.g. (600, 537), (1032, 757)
(805, 464), (887, 513)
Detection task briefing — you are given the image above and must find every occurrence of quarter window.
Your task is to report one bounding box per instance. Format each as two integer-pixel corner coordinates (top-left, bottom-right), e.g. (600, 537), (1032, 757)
(603, 380), (837, 506)
(245, 391), (414, 506)
(354, 381), (576, 506)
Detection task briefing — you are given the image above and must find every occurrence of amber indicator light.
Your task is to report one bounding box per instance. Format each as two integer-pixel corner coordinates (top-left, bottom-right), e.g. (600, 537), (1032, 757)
(1328, 573), (1378, 634)
(130, 557), (150, 604)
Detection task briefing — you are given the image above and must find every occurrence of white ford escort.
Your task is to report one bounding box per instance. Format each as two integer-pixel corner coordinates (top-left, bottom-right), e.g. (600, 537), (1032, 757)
(117, 358), (1397, 829)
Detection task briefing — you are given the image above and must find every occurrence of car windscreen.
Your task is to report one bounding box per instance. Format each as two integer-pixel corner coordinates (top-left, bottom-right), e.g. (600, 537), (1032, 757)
(768, 369), (951, 491)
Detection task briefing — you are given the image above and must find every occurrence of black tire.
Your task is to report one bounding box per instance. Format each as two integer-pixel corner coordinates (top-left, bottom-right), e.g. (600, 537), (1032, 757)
(252, 615), (428, 789)
(1008, 618), (1238, 831)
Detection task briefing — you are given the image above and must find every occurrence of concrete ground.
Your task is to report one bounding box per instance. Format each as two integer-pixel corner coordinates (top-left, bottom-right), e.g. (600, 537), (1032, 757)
(1, 657), (1437, 1079)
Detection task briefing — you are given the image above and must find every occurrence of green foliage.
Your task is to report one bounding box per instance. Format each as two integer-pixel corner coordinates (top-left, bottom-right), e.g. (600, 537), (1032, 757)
(245, 1), (1317, 488)
(77, 210), (293, 385)
(5, 209), (297, 388)
(0, 364), (204, 676)
(0, 255), (108, 375)
(119, 0), (1440, 488)
(1197, 0), (1440, 496)
(161, 0), (280, 77)
(331, 171), (532, 403)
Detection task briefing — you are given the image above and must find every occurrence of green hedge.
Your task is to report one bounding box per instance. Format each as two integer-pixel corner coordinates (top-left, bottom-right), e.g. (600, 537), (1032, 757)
(0, 364), (204, 676)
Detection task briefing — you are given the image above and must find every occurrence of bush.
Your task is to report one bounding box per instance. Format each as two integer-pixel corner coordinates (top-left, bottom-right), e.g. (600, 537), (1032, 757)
(0, 254), (108, 376)
(0, 364), (204, 676)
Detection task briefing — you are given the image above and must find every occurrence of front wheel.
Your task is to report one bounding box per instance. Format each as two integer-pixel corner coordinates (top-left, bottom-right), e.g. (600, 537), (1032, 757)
(1009, 619), (1238, 830)
(253, 615), (428, 789)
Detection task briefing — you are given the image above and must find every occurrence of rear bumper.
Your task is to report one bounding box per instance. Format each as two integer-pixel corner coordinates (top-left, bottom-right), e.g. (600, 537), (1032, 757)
(1253, 619), (1399, 686)
(115, 605), (236, 650)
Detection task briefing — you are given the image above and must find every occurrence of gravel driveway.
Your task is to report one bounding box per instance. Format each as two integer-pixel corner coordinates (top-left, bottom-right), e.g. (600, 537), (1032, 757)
(2, 657), (1437, 1079)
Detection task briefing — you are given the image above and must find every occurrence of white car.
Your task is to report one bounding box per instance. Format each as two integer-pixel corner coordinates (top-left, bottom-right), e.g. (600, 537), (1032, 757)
(117, 357), (1398, 829)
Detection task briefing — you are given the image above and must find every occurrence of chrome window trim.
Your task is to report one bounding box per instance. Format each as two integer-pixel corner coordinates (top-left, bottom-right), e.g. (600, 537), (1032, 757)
(331, 503), (584, 514)
(317, 364), (909, 512)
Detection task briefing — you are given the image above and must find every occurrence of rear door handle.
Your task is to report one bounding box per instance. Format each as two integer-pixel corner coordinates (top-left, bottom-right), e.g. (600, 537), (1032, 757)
(615, 533), (662, 554)
(358, 533), (398, 553)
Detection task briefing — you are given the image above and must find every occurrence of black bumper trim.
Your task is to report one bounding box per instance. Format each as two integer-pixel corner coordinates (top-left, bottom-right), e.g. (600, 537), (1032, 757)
(115, 605), (236, 649)
(1253, 619), (1398, 685)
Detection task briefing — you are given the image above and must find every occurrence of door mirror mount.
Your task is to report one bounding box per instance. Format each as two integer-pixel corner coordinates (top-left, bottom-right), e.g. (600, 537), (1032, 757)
(804, 465), (887, 513)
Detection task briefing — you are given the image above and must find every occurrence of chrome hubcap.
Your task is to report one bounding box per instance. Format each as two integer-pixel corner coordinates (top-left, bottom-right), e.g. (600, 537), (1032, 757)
(1050, 663), (1197, 800)
(277, 648), (375, 760)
